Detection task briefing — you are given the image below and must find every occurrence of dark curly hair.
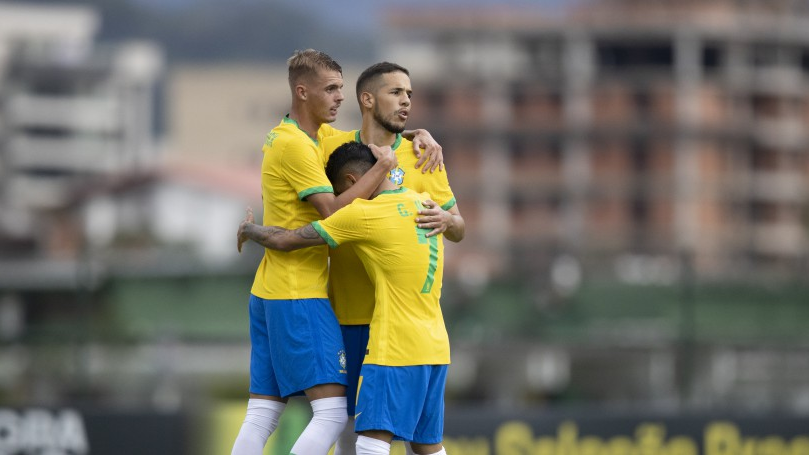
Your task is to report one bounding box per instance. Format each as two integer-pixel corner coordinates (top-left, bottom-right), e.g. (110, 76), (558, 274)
(325, 141), (377, 185)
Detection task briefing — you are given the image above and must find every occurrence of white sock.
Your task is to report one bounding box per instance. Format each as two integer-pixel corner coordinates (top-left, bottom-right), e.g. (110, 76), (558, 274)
(230, 398), (286, 455)
(334, 416), (357, 455)
(290, 396), (348, 455)
(409, 445), (446, 455)
(355, 435), (391, 455)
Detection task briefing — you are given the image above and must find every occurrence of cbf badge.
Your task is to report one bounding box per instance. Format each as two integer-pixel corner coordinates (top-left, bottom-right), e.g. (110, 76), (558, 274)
(389, 167), (405, 185)
(338, 349), (347, 372)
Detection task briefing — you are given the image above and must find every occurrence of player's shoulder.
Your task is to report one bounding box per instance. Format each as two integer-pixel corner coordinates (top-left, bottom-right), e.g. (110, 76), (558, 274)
(318, 123), (346, 139)
(321, 129), (358, 153)
(264, 117), (297, 142)
(399, 187), (432, 205)
(397, 135), (415, 148)
(413, 188), (432, 201)
(264, 123), (321, 156)
(394, 137), (449, 177)
(394, 135), (416, 156)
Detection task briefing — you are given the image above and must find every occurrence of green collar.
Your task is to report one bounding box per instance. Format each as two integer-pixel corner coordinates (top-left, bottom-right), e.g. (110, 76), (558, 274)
(284, 115), (318, 145)
(355, 130), (402, 151)
(379, 187), (407, 196)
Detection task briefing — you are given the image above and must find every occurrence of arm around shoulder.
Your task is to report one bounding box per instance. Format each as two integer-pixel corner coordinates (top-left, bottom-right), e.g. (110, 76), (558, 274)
(237, 208), (326, 252)
(307, 144), (397, 218)
(443, 204), (465, 242)
(415, 201), (465, 242)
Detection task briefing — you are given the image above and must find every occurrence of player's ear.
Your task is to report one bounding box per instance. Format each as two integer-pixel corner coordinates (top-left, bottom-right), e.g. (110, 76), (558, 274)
(346, 173), (359, 187)
(296, 84), (307, 101)
(360, 91), (373, 109)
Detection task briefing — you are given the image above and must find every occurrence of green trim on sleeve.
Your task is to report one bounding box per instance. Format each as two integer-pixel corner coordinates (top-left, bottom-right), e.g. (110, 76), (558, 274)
(299, 186), (334, 201)
(312, 221), (339, 248)
(440, 197), (457, 211)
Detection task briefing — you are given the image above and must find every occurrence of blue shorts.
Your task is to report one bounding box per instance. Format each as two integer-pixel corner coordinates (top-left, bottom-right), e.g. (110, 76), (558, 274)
(248, 295), (347, 398)
(355, 364), (448, 444)
(341, 325), (370, 415)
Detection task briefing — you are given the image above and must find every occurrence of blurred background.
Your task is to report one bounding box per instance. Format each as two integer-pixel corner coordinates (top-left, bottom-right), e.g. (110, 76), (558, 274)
(1, 0), (809, 453)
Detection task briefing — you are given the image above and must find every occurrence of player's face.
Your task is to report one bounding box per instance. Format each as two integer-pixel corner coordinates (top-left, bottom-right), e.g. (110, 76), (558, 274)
(307, 69), (344, 124)
(371, 71), (412, 134)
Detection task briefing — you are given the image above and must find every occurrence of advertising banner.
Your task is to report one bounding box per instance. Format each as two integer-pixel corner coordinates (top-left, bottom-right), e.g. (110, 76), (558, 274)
(0, 407), (186, 455)
(440, 408), (809, 455)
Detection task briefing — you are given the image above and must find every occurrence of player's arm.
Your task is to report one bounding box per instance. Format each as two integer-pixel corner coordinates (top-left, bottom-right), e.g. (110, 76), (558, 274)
(237, 208), (325, 252)
(416, 200), (465, 242)
(402, 129), (444, 174)
(307, 144), (396, 218)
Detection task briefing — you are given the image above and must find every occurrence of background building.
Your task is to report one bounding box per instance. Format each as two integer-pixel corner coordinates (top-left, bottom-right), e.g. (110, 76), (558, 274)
(384, 0), (809, 286)
(0, 3), (164, 262)
(378, 0), (809, 413)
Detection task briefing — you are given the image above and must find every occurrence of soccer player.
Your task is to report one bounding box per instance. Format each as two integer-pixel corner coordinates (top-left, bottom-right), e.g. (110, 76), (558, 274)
(321, 62), (464, 455)
(238, 141), (451, 455)
(230, 49), (443, 455)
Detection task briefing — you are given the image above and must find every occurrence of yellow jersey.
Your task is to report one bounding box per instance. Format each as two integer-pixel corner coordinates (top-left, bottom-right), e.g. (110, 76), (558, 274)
(321, 130), (456, 325)
(250, 116), (340, 299)
(312, 187), (449, 366)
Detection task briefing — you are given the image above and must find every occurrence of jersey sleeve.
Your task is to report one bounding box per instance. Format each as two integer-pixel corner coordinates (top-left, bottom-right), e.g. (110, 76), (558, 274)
(312, 203), (369, 248)
(422, 164), (457, 211)
(279, 140), (333, 200)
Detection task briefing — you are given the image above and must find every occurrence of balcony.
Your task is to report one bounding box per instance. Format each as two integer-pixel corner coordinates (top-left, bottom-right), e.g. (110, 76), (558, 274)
(751, 222), (806, 256)
(8, 93), (121, 133)
(6, 174), (77, 210)
(7, 134), (121, 173)
(749, 171), (807, 202)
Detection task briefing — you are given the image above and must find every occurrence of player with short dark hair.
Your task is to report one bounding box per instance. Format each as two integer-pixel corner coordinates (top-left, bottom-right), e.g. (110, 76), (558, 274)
(238, 141), (451, 455)
(230, 50), (446, 455)
(321, 62), (464, 455)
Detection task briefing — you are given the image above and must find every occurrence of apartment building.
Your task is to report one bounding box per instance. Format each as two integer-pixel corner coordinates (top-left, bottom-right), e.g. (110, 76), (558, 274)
(0, 3), (163, 263)
(382, 0), (809, 284)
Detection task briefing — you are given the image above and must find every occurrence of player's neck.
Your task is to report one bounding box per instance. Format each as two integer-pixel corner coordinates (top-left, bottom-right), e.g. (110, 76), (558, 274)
(359, 121), (399, 148)
(287, 108), (321, 141)
(371, 179), (399, 199)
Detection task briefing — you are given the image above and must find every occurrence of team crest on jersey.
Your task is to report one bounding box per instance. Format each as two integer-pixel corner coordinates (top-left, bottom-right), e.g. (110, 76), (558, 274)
(338, 349), (347, 371)
(389, 167), (405, 185)
(265, 131), (278, 147)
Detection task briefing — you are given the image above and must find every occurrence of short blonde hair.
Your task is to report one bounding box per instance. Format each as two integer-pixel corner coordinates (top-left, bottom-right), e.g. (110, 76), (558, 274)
(287, 49), (342, 88)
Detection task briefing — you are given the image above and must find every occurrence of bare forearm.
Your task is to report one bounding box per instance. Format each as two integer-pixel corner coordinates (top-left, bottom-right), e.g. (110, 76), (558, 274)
(444, 214), (465, 243)
(243, 223), (324, 251)
(309, 147), (394, 218)
(416, 202), (465, 241)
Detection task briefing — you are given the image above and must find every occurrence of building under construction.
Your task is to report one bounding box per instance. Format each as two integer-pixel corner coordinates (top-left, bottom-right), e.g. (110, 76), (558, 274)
(383, 0), (809, 287)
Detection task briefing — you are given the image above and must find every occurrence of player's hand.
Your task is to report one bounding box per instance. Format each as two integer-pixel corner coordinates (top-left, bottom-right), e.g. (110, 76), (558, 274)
(415, 199), (451, 237)
(411, 129), (444, 174)
(237, 207), (255, 253)
(369, 144), (398, 171)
